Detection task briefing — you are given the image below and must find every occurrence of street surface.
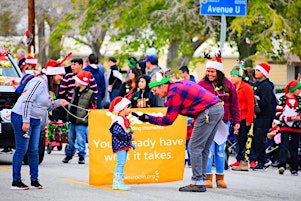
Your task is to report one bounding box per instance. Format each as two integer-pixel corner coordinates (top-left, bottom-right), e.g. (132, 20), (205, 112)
(0, 146), (300, 201)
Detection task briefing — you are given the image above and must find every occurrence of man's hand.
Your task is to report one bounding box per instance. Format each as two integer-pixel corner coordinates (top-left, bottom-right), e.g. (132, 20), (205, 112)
(132, 112), (149, 122)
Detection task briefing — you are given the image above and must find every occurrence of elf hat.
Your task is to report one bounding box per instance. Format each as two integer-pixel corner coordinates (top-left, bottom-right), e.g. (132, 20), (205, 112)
(74, 70), (91, 86)
(285, 80), (301, 94)
(109, 96), (131, 112)
(148, 71), (170, 89)
(25, 55), (38, 66)
(255, 62), (271, 78)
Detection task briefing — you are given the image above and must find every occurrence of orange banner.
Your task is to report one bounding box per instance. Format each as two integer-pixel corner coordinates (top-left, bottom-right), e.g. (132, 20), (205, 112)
(89, 108), (187, 186)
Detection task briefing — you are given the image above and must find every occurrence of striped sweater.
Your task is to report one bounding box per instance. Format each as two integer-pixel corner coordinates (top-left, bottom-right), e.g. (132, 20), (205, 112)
(275, 95), (301, 133)
(59, 72), (98, 102)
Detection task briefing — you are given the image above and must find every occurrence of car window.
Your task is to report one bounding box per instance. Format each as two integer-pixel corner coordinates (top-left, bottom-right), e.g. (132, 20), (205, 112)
(0, 53), (21, 86)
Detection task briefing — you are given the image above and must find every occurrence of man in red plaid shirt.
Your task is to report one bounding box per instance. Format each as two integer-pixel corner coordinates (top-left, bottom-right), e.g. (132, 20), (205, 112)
(133, 70), (224, 193)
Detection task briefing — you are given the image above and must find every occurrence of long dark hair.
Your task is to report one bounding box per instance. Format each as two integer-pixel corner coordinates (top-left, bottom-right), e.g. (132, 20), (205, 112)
(203, 70), (229, 93)
(47, 75), (60, 96)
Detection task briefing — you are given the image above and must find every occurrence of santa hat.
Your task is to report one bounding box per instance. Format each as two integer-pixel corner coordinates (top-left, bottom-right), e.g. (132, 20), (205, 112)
(109, 96), (131, 112)
(42, 52), (72, 75)
(25, 55), (38, 66)
(255, 63), (271, 78)
(205, 51), (223, 72)
(285, 80), (301, 94)
(43, 59), (66, 75)
(74, 70), (91, 86)
(206, 60), (223, 72)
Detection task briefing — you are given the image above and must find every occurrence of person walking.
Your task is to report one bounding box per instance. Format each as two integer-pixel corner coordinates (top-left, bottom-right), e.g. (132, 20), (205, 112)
(275, 80), (301, 176)
(109, 96), (134, 191)
(10, 60), (69, 190)
(132, 69), (224, 192)
(62, 70), (96, 164)
(198, 53), (240, 189)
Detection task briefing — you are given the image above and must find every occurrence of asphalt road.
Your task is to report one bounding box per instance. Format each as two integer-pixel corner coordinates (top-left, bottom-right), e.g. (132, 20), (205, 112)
(0, 147), (300, 201)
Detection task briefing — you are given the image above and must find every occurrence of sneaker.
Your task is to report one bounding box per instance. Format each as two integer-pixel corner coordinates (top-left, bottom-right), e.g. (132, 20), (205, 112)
(31, 180), (43, 189)
(271, 160), (280, 167)
(253, 163), (265, 170)
(278, 167), (285, 175)
(11, 179), (29, 190)
(78, 157), (85, 164)
(264, 159), (272, 168)
(291, 170), (298, 176)
(230, 161), (240, 167)
(179, 184), (206, 192)
(250, 161), (257, 169)
(62, 156), (72, 163)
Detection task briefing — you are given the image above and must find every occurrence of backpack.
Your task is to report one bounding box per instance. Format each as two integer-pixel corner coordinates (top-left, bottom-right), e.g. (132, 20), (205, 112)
(15, 74), (35, 97)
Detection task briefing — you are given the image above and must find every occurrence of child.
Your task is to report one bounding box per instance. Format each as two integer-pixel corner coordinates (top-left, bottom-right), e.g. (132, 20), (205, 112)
(62, 70), (96, 164)
(275, 80), (301, 176)
(109, 96), (134, 191)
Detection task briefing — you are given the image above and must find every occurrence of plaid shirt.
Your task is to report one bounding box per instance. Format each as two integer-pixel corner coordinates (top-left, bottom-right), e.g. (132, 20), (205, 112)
(59, 73), (98, 102)
(148, 81), (220, 126)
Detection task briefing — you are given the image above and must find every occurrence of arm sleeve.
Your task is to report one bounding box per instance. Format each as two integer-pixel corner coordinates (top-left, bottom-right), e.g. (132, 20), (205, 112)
(244, 84), (255, 124)
(148, 92), (180, 126)
(228, 83), (241, 124)
(21, 80), (43, 122)
(89, 75), (98, 99)
(99, 71), (106, 100)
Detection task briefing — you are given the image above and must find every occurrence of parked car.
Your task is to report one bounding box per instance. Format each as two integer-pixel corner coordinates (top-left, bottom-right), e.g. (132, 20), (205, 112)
(0, 47), (45, 164)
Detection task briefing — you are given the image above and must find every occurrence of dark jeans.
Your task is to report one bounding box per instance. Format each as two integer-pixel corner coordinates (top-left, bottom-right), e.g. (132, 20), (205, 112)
(253, 117), (273, 164)
(278, 130), (301, 171)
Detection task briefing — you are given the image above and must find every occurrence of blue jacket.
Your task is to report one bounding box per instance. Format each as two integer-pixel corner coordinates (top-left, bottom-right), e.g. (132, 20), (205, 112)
(109, 122), (134, 153)
(84, 64), (106, 105)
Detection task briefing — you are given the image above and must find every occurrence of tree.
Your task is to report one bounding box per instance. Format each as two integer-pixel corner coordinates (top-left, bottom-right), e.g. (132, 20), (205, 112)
(113, 0), (213, 69)
(229, 0), (301, 66)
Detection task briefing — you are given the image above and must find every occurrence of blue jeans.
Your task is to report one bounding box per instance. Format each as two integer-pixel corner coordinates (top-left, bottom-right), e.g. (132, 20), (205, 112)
(185, 140), (191, 165)
(11, 112), (41, 181)
(65, 124), (87, 158)
(114, 150), (128, 174)
(206, 141), (226, 174)
(206, 121), (229, 174)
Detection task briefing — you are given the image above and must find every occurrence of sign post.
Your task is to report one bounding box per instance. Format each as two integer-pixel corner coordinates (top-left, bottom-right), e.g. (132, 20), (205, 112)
(200, 0), (247, 53)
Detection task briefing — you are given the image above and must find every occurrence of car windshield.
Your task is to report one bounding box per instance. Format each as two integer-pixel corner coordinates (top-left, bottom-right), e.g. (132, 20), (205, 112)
(0, 52), (21, 86)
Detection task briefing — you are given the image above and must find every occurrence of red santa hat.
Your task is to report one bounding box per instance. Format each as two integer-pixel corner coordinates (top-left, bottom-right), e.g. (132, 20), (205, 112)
(74, 70), (91, 86)
(25, 55), (38, 66)
(43, 59), (66, 75)
(255, 63), (271, 78)
(109, 96), (131, 112)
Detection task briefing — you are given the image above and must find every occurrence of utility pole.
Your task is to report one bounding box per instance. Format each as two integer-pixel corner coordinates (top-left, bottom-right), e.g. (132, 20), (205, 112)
(28, 0), (35, 55)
